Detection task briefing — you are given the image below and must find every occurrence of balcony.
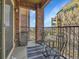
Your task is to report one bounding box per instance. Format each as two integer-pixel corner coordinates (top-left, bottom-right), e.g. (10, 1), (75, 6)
(11, 26), (79, 59)
(3, 0), (79, 59)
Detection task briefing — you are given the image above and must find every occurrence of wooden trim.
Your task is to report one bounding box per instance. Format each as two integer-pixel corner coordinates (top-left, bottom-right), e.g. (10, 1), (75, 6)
(14, 0), (50, 10)
(7, 0), (15, 59)
(14, 0), (20, 46)
(41, 0), (51, 8)
(2, 0), (5, 59)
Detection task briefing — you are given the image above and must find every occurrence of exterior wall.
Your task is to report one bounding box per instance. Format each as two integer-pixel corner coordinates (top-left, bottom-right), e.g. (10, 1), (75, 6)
(51, 18), (56, 27)
(14, 0), (30, 46)
(36, 7), (44, 42)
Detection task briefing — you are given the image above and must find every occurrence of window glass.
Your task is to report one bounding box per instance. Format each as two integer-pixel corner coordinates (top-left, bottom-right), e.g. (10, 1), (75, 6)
(5, 4), (13, 57)
(0, 0), (2, 59)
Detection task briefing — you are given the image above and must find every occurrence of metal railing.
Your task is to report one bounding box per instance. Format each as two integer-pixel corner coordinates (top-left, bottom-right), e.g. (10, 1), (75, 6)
(18, 26), (79, 59)
(42, 26), (79, 59)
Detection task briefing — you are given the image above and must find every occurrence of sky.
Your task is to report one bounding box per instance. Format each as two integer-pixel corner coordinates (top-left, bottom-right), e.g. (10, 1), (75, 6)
(30, 0), (71, 27)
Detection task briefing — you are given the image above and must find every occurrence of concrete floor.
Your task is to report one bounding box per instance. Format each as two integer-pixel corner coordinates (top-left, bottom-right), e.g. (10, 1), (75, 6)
(11, 46), (27, 59)
(9, 41), (64, 59)
(10, 41), (38, 59)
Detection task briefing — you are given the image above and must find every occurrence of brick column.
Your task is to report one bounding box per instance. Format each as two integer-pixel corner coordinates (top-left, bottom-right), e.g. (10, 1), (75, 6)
(19, 8), (29, 46)
(36, 6), (44, 43)
(14, 0), (20, 46)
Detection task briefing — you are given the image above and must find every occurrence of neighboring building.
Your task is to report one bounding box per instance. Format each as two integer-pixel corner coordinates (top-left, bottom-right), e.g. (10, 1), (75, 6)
(51, 18), (57, 35)
(56, 0), (79, 26)
(51, 18), (56, 27)
(54, 1), (79, 58)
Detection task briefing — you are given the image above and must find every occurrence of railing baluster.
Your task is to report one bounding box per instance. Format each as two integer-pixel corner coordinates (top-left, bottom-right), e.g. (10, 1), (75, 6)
(38, 26), (79, 59)
(58, 27), (59, 50)
(52, 40), (54, 48)
(78, 27), (79, 59)
(73, 27), (75, 59)
(63, 27), (65, 55)
(65, 27), (68, 58)
(59, 27), (61, 52)
(56, 27), (58, 48)
(61, 27), (64, 55)
(69, 27), (71, 59)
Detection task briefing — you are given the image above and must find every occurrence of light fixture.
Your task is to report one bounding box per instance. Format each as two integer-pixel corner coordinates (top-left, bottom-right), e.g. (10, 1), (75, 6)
(16, 9), (18, 12)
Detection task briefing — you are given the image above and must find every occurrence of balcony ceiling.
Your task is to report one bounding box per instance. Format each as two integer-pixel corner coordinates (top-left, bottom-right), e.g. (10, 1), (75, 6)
(19, 0), (50, 10)
(26, 0), (41, 3)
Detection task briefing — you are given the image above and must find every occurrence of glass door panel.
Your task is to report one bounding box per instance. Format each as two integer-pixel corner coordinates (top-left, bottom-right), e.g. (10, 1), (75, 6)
(0, 0), (2, 59)
(5, 1), (13, 57)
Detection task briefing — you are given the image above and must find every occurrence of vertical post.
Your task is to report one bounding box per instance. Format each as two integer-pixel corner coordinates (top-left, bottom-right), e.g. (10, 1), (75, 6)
(27, 10), (30, 41)
(19, 8), (29, 46)
(14, 0), (20, 46)
(77, 27), (79, 58)
(35, 4), (44, 43)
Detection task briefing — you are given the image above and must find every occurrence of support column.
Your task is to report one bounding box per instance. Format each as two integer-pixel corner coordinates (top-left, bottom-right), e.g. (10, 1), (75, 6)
(36, 6), (44, 43)
(19, 8), (29, 46)
(14, 0), (20, 46)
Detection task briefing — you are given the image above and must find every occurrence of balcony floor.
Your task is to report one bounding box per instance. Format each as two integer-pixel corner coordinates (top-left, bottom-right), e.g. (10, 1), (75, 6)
(11, 41), (65, 59)
(27, 41), (60, 59)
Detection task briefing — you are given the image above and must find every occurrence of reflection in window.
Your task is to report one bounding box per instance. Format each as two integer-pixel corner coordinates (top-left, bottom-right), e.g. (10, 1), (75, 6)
(5, 5), (10, 27)
(5, 4), (13, 57)
(0, 0), (2, 59)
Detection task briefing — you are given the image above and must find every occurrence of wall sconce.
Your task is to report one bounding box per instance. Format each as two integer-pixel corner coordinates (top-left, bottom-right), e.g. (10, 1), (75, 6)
(16, 9), (19, 12)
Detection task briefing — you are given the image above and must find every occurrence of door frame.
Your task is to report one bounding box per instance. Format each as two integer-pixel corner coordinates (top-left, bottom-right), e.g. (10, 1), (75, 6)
(2, 0), (15, 59)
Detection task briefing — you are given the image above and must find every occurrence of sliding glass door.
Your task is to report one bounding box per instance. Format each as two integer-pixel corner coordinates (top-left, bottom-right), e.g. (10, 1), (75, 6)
(0, 0), (2, 59)
(5, 0), (13, 58)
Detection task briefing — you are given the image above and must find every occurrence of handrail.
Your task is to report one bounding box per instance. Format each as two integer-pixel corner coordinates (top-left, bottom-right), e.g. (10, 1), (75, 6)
(20, 26), (79, 59)
(23, 26), (79, 28)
